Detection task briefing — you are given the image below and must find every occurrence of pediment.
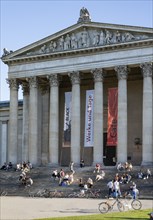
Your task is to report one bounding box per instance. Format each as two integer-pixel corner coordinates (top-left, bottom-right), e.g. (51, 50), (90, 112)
(2, 21), (153, 62)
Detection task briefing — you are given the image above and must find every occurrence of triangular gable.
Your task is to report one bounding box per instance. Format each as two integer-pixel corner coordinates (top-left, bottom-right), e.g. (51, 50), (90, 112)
(2, 21), (153, 61)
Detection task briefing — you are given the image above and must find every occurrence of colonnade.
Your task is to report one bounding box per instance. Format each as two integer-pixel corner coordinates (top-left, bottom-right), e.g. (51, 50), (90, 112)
(6, 63), (153, 166)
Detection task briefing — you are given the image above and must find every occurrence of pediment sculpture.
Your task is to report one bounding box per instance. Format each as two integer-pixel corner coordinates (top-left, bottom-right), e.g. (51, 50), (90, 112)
(2, 48), (13, 57)
(25, 28), (150, 57)
(77, 7), (91, 23)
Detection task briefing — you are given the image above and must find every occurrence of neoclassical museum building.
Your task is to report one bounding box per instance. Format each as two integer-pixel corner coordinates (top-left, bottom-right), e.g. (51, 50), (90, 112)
(0, 8), (153, 167)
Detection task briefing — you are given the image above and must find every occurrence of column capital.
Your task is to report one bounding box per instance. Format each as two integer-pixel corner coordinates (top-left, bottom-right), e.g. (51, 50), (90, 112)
(114, 65), (128, 80)
(39, 83), (50, 95)
(21, 82), (29, 96)
(47, 74), (59, 87)
(140, 63), (153, 78)
(28, 77), (38, 88)
(2, 121), (8, 124)
(68, 71), (80, 85)
(91, 68), (104, 82)
(6, 78), (19, 90)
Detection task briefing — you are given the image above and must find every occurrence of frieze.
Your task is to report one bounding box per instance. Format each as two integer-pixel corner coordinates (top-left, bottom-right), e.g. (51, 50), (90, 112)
(25, 27), (151, 57)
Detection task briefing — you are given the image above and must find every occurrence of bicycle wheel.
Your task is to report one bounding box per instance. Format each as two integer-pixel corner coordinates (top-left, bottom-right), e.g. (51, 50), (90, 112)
(117, 201), (125, 212)
(78, 193), (85, 198)
(98, 202), (109, 213)
(1, 191), (7, 196)
(131, 199), (142, 210)
(68, 193), (76, 198)
(28, 191), (34, 197)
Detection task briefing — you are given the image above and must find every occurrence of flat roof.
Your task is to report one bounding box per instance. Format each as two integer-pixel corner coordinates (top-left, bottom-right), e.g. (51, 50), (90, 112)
(0, 100), (23, 108)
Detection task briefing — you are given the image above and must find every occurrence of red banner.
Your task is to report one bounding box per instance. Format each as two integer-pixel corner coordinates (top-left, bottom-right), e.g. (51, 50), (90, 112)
(107, 88), (118, 146)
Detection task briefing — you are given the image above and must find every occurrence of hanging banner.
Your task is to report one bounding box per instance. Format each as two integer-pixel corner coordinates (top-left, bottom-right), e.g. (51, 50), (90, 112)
(63, 92), (72, 147)
(84, 90), (94, 147)
(107, 88), (118, 146)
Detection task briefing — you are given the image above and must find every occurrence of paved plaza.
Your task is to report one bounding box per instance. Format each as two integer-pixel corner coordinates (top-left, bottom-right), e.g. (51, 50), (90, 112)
(1, 197), (153, 220)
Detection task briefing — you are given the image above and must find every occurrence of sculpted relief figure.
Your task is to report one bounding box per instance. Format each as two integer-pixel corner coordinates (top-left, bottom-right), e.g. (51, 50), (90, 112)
(105, 30), (112, 44)
(49, 41), (54, 52)
(59, 36), (64, 50)
(71, 33), (78, 49)
(116, 31), (122, 43)
(80, 28), (89, 47)
(93, 32), (99, 46)
(99, 30), (104, 45)
(124, 32), (135, 42)
(53, 41), (57, 51)
(64, 34), (71, 50)
(49, 41), (57, 52)
(39, 44), (47, 54)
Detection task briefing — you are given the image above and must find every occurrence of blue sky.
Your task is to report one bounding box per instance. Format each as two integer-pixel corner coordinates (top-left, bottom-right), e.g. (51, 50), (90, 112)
(0, 0), (153, 101)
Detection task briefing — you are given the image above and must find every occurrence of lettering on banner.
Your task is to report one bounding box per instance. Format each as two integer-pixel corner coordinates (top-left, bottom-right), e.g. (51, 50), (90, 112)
(84, 90), (94, 147)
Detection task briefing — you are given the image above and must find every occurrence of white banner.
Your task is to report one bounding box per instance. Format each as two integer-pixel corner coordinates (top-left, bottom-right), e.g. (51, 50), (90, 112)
(63, 92), (72, 147)
(84, 90), (94, 147)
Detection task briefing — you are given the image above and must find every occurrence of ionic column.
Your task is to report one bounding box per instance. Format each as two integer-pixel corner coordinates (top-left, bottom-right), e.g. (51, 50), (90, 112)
(7, 79), (19, 164)
(1, 121), (8, 165)
(29, 77), (38, 164)
(68, 71), (80, 164)
(115, 66), (128, 163)
(21, 82), (29, 162)
(91, 68), (104, 165)
(48, 74), (59, 165)
(141, 63), (153, 165)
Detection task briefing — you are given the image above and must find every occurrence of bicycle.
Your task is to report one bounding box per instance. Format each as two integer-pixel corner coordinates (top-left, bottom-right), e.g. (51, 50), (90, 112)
(86, 189), (101, 198)
(123, 194), (142, 210)
(68, 190), (86, 198)
(49, 190), (64, 198)
(29, 189), (50, 198)
(0, 191), (7, 196)
(98, 197), (125, 213)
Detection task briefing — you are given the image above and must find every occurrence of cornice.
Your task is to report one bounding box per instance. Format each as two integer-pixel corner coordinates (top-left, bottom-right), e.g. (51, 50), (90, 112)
(2, 38), (153, 66)
(83, 22), (153, 33)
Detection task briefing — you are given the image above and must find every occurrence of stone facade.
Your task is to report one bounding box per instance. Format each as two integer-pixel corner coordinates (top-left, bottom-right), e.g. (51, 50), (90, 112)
(1, 8), (153, 166)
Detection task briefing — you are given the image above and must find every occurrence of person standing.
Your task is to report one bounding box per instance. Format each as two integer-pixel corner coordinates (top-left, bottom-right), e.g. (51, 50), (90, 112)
(107, 180), (114, 198)
(69, 161), (74, 173)
(113, 179), (121, 197)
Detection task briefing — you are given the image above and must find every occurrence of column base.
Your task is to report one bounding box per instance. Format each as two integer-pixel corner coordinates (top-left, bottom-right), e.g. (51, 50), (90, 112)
(92, 162), (104, 167)
(47, 163), (59, 168)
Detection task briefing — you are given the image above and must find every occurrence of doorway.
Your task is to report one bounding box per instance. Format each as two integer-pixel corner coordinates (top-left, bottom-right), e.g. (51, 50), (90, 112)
(103, 133), (116, 166)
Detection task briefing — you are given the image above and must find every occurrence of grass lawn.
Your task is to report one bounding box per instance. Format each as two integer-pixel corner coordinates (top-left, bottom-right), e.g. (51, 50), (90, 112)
(35, 209), (152, 220)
